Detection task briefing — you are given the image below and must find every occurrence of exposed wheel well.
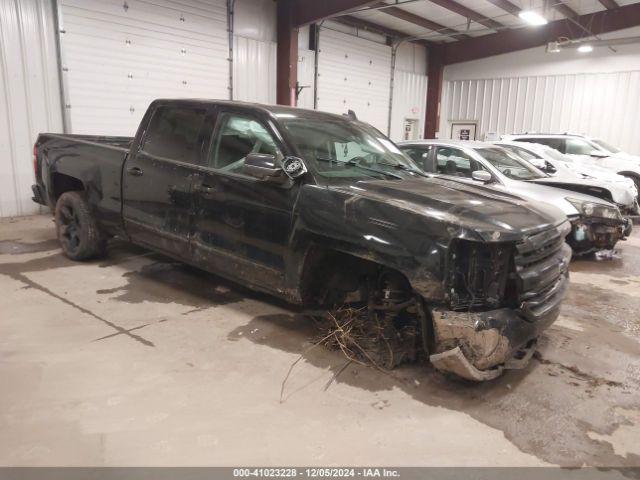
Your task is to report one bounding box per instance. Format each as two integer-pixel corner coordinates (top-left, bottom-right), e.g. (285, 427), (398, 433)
(51, 173), (84, 201)
(298, 246), (413, 306)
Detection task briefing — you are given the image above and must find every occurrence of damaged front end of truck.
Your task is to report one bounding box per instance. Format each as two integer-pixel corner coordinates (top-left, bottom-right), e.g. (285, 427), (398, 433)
(425, 221), (572, 380)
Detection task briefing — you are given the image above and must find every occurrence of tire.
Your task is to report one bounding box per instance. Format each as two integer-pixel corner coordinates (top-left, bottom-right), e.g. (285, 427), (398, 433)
(54, 191), (107, 260)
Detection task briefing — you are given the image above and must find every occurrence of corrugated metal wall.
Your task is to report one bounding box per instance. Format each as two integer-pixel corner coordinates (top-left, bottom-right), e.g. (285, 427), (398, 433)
(0, 0), (63, 217)
(317, 26), (392, 133)
(440, 71), (640, 154)
(296, 48), (316, 110)
(233, 36), (276, 104)
(390, 71), (427, 142)
(58, 0), (229, 136)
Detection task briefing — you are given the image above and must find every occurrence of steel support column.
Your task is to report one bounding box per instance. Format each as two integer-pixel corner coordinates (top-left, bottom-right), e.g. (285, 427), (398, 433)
(277, 0), (298, 106)
(425, 46), (444, 139)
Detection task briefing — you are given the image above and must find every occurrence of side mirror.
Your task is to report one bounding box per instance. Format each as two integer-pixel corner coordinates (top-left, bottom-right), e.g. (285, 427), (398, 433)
(281, 156), (307, 179)
(472, 170), (493, 183)
(589, 150), (609, 158)
(243, 153), (283, 181)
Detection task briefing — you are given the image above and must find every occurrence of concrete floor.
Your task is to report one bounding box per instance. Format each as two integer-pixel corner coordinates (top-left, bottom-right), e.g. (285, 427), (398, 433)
(1, 214), (639, 467)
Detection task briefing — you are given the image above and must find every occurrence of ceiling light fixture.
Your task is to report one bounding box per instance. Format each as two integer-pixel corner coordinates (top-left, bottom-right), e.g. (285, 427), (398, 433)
(519, 10), (548, 26)
(577, 44), (593, 53)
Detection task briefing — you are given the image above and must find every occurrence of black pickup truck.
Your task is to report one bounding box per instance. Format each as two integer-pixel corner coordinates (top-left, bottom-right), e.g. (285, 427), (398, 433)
(32, 99), (572, 381)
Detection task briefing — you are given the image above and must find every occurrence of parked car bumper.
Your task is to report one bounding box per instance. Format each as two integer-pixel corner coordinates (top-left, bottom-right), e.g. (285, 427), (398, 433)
(428, 270), (570, 381)
(567, 215), (629, 254)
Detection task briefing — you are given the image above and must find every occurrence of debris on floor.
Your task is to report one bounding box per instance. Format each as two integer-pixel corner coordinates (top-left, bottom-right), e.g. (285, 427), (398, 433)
(595, 249), (621, 261)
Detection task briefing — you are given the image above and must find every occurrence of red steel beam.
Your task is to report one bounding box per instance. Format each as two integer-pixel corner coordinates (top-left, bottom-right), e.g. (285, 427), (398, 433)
(276, 0), (298, 106)
(442, 2), (640, 64)
(425, 46), (445, 138)
(378, 4), (471, 40)
(334, 14), (437, 47)
(598, 0), (619, 9)
(292, 0), (381, 27)
(427, 0), (504, 30)
(553, 2), (579, 18)
(484, 0), (521, 16)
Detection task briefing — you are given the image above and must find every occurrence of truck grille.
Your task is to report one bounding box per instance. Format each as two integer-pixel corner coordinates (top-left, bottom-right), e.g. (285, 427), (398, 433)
(448, 222), (571, 316)
(513, 222), (572, 320)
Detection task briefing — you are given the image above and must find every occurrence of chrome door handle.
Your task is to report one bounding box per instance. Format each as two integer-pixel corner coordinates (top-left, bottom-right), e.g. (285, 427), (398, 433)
(127, 166), (143, 176)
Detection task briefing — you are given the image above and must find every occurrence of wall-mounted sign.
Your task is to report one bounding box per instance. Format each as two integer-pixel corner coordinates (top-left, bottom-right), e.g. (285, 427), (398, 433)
(450, 122), (477, 141)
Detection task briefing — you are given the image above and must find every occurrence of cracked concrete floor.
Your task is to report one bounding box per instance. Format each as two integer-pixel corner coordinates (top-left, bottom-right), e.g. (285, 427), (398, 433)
(1, 214), (639, 467)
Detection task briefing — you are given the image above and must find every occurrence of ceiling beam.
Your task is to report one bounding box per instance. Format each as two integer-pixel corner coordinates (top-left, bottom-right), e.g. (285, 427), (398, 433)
(484, 0), (521, 17)
(333, 14), (437, 47)
(598, 0), (619, 9)
(291, 0), (381, 27)
(553, 2), (579, 18)
(377, 3), (471, 40)
(441, 1), (640, 64)
(426, 0), (504, 30)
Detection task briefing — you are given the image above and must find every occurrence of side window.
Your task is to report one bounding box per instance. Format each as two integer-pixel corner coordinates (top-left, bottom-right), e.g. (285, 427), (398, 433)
(209, 114), (280, 173)
(565, 138), (596, 155)
(435, 147), (482, 178)
(401, 146), (434, 172)
(519, 137), (564, 152)
(142, 106), (206, 163)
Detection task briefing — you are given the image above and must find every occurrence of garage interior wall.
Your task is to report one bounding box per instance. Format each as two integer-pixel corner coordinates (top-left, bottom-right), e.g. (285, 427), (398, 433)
(439, 28), (640, 154)
(316, 22), (392, 134)
(57, 0), (229, 136)
(390, 42), (427, 142)
(0, 0), (63, 217)
(232, 0), (276, 104)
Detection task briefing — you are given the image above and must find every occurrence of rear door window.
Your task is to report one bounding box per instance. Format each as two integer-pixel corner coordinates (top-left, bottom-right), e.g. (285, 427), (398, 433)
(142, 106), (206, 163)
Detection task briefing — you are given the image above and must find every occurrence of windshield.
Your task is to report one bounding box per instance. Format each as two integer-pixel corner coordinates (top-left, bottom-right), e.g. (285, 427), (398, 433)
(280, 116), (420, 179)
(475, 147), (546, 180)
(544, 147), (572, 163)
(592, 139), (621, 154)
(500, 144), (541, 162)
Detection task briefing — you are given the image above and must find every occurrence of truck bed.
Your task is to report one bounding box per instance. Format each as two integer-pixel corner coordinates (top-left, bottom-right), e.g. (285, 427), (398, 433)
(40, 133), (134, 151)
(34, 132), (135, 236)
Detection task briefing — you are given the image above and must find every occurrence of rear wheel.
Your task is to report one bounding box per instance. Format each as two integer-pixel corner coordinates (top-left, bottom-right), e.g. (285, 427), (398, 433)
(55, 191), (107, 260)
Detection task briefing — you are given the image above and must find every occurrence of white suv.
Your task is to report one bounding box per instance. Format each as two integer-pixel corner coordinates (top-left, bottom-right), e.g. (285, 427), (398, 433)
(502, 133), (640, 195)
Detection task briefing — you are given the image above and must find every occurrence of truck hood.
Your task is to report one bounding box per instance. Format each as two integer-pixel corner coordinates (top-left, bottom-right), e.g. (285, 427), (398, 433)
(336, 177), (567, 241)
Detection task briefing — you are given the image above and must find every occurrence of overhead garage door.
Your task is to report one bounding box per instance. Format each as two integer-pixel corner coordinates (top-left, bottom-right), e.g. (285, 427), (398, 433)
(58, 0), (229, 136)
(317, 27), (391, 133)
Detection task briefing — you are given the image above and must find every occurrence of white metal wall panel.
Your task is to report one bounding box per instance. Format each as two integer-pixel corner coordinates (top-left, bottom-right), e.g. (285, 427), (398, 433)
(58, 0), (229, 136)
(233, 36), (276, 105)
(297, 48), (315, 110)
(440, 71), (640, 154)
(0, 0), (63, 217)
(317, 28), (391, 133)
(390, 70), (427, 142)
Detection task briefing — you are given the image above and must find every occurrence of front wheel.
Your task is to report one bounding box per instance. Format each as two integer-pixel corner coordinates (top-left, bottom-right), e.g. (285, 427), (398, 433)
(55, 191), (107, 260)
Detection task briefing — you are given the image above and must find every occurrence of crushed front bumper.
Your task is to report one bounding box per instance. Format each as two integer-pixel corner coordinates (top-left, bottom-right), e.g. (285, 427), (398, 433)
(567, 216), (630, 254)
(429, 271), (569, 381)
